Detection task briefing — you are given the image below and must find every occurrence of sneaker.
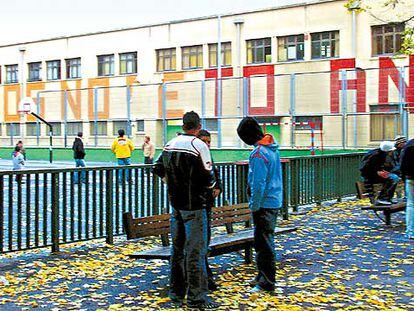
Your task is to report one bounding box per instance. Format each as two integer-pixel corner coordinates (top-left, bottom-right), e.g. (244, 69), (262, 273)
(249, 276), (259, 287)
(376, 199), (392, 206)
(208, 280), (218, 291)
(187, 300), (220, 310)
(168, 295), (184, 307)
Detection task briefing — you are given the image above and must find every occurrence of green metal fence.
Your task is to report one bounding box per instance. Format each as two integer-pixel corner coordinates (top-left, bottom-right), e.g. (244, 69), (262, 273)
(0, 153), (364, 254)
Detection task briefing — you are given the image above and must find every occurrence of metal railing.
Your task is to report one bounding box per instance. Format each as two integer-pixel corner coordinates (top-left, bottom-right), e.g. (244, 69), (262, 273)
(0, 153), (364, 254)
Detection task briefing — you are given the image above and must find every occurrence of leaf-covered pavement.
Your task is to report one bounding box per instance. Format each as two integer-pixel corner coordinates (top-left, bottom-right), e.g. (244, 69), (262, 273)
(0, 199), (413, 310)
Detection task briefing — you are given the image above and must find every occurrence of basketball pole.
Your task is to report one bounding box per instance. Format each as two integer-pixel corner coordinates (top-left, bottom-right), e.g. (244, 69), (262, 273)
(31, 112), (53, 163)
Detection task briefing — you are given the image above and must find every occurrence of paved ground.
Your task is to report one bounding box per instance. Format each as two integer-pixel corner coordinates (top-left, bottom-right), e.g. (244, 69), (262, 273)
(0, 199), (413, 310)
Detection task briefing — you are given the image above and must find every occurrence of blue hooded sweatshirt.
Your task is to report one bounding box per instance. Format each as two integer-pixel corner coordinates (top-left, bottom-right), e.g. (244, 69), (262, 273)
(247, 134), (283, 212)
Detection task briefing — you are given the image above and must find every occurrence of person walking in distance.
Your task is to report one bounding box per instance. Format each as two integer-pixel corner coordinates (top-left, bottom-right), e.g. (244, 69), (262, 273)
(237, 117), (283, 293)
(153, 111), (219, 310)
(400, 137), (414, 239)
(197, 129), (222, 291)
(12, 146), (25, 184)
(72, 132), (86, 184)
(111, 129), (135, 182)
(142, 135), (155, 164)
(16, 140), (26, 160)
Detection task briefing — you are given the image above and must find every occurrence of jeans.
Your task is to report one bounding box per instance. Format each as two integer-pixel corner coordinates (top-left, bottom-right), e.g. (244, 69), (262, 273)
(170, 208), (208, 306)
(365, 173), (400, 201)
(406, 179), (414, 239)
(205, 208), (214, 285)
(252, 208), (279, 291)
(117, 158), (131, 182)
(144, 157), (153, 165)
(74, 159), (86, 183)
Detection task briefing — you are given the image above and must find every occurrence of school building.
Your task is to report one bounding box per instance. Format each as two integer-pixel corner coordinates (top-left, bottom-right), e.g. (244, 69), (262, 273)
(0, 0), (413, 149)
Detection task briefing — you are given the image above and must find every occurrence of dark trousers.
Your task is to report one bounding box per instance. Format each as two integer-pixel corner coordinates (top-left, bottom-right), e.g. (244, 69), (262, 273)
(205, 208), (214, 285)
(170, 208), (208, 305)
(252, 208), (278, 291)
(364, 174), (400, 201)
(144, 157), (153, 164)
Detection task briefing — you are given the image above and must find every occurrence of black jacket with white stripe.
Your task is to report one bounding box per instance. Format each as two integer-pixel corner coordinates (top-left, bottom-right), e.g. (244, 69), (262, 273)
(153, 134), (216, 211)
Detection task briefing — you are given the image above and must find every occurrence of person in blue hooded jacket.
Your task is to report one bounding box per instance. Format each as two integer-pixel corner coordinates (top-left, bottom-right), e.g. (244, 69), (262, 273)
(237, 117), (283, 293)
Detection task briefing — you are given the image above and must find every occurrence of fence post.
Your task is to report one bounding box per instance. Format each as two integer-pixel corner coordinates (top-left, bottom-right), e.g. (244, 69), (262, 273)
(51, 172), (60, 253)
(126, 86), (132, 137)
(340, 69), (348, 149)
(201, 80), (206, 129)
(93, 87), (99, 147)
(290, 73), (296, 148)
(398, 67), (408, 137)
(105, 169), (114, 244)
(63, 90), (68, 147)
(36, 92), (41, 146)
(161, 83), (167, 145)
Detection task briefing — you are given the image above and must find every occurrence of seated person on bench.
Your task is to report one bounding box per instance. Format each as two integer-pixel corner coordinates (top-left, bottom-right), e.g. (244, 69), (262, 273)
(359, 141), (401, 206)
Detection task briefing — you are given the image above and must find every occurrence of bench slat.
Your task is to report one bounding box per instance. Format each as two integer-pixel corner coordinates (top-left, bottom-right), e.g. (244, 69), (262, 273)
(128, 226), (298, 260)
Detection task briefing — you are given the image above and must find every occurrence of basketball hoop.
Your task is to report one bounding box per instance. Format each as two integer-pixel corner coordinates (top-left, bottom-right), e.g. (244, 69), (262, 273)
(18, 97), (34, 115)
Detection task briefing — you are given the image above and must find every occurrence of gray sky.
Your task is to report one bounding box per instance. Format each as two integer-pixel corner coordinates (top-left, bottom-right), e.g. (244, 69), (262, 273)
(0, 0), (302, 45)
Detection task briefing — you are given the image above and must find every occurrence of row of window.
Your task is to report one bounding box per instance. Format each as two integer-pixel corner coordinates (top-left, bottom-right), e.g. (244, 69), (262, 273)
(0, 24), (405, 83)
(3, 52), (137, 84)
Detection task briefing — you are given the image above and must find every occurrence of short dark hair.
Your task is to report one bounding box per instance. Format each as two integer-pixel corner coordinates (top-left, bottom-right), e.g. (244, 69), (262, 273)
(118, 129), (125, 137)
(198, 129), (211, 138)
(182, 111), (200, 131)
(15, 146), (21, 152)
(77, 132), (83, 138)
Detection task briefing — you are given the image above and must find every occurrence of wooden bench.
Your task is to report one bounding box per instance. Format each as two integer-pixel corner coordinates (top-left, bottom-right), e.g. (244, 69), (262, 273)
(356, 181), (406, 225)
(123, 204), (297, 262)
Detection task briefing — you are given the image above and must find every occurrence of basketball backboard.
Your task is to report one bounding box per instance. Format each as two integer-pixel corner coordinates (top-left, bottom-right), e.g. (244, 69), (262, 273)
(18, 97), (35, 115)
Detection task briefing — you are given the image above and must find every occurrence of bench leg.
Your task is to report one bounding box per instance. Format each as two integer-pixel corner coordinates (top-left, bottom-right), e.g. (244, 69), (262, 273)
(244, 246), (253, 264)
(384, 211), (391, 226)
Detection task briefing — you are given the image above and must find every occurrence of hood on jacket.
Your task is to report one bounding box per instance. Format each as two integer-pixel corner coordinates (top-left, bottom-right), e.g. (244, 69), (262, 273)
(237, 117), (264, 146)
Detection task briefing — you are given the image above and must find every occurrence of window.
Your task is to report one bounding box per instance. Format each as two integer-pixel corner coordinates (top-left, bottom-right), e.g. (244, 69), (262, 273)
(66, 58), (81, 79)
(28, 62), (42, 81)
(6, 123), (20, 136)
(67, 122), (83, 136)
(204, 119), (218, 132)
(136, 120), (145, 132)
(97, 54), (114, 76)
(247, 38), (272, 64)
(90, 121), (108, 136)
(119, 52), (137, 75)
(49, 122), (61, 136)
(182, 45), (203, 70)
(209, 42), (232, 67)
(295, 116), (323, 130)
(6, 65), (18, 83)
(278, 35), (304, 61)
(370, 105), (401, 141)
(26, 123), (37, 136)
(46, 60), (61, 80)
(156, 48), (176, 72)
(311, 31), (339, 59)
(372, 24), (405, 56)
(113, 120), (128, 136)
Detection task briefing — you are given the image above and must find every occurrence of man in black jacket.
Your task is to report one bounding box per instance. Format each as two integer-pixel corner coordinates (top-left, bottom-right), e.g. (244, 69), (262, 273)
(72, 132), (86, 184)
(197, 129), (222, 291)
(153, 112), (218, 310)
(400, 138), (414, 239)
(360, 141), (400, 205)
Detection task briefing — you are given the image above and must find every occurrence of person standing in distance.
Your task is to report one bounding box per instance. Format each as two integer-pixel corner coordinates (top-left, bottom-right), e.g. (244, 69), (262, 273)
(153, 111), (219, 310)
(237, 117), (283, 293)
(72, 132), (86, 184)
(111, 129), (135, 182)
(142, 135), (155, 164)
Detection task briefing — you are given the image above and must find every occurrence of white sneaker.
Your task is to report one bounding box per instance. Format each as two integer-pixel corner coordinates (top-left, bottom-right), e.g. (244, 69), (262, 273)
(376, 199), (392, 206)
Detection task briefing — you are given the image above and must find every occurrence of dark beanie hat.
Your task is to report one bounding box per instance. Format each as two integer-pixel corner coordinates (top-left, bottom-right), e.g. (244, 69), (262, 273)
(237, 117), (264, 146)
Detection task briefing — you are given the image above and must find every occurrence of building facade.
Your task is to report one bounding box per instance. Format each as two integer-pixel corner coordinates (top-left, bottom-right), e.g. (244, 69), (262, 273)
(0, 0), (413, 149)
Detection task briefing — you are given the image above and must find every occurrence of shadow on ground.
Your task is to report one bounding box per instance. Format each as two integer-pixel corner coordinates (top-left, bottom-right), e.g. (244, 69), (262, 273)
(0, 199), (413, 310)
